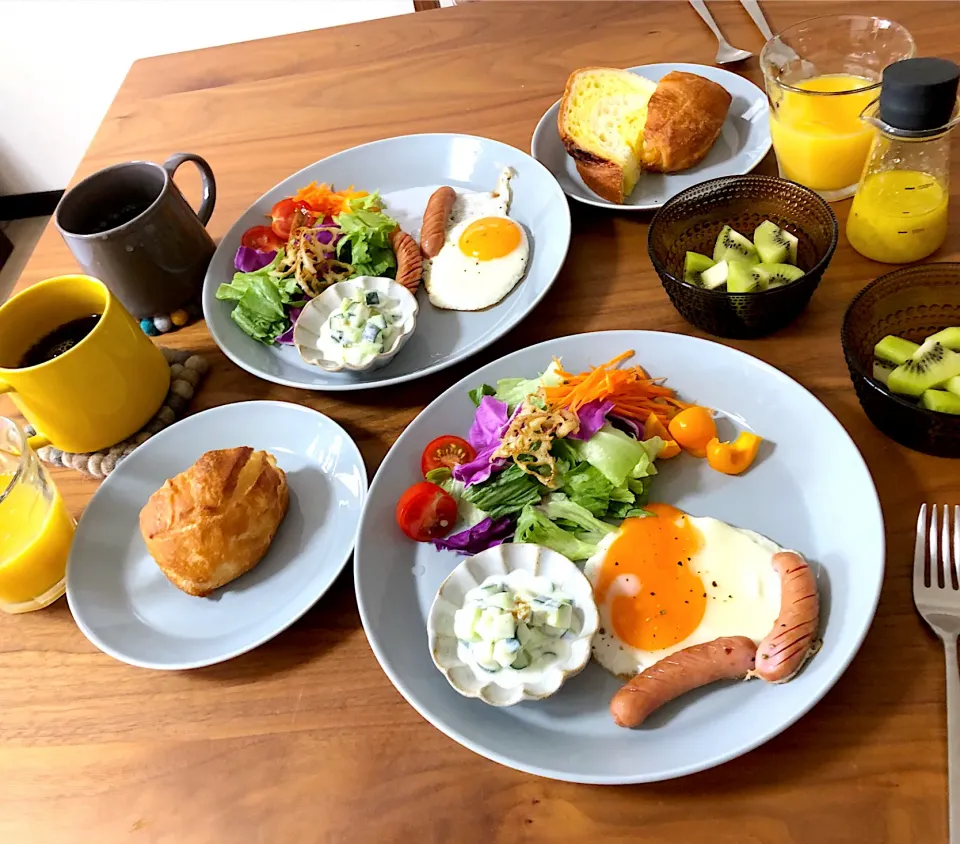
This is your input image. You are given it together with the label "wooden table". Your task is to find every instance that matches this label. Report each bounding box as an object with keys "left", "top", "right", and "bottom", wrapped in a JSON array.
[{"left": 2, "top": 3, "right": 958, "bottom": 841}]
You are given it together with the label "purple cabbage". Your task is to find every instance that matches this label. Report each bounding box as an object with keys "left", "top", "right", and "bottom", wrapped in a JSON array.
[
  {"left": 432, "top": 516, "right": 515, "bottom": 554},
  {"left": 569, "top": 399, "right": 615, "bottom": 441},
  {"left": 454, "top": 396, "right": 514, "bottom": 486},
  {"left": 234, "top": 246, "right": 276, "bottom": 273},
  {"left": 275, "top": 307, "right": 303, "bottom": 345},
  {"left": 610, "top": 414, "right": 643, "bottom": 439}
]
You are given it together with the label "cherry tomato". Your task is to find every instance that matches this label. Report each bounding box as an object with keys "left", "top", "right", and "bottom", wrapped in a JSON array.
[
  {"left": 396, "top": 482, "right": 458, "bottom": 542},
  {"left": 270, "top": 198, "right": 313, "bottom": 240},
  {"left": 240, "top": 225, "right": 284, "bottom": 252},
  {"left": 420, "top": 435, "right": 476, "bottom": 477}
]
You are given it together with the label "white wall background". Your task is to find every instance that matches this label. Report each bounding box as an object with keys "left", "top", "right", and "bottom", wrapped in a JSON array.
[{"left": 0, "top": 0, "right": 414, "bottom": 195}]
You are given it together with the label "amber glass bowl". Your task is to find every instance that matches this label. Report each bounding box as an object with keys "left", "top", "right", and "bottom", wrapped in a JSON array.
[
  {"left": 648, "top": 176, "right": 838, "bottom": 338},
  {"left": 842, "top": 264, "right": 960, "bottom": 457}
]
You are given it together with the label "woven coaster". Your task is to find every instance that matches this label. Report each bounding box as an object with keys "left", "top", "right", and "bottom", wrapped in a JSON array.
[{"left": 31, "top": 348, "right": 210, "bottom": 479}]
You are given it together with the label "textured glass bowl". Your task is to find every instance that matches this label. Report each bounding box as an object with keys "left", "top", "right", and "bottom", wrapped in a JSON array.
[
  {"left": 648, "top": 176, "right": 838, "bottom": 339},
  {"left": 842, "top": 264, "right": 960, "bottom": 457}
]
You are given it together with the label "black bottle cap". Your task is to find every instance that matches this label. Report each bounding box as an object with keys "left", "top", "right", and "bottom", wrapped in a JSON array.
[{"left": 880, "top": 58, "right": 960, "bottom": 132}]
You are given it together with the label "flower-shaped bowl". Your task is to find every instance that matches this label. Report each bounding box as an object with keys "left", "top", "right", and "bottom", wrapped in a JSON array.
[
  {"left": 293, "top": 276, "right": 419, "bottom": 372},
  {"left": 427, "top": 543, "right": 599, "bottom": 706}
]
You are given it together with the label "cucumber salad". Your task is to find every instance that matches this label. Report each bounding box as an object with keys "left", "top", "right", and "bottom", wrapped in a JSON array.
[
  {"left": 318, "top": 290, "right": 403, "bottom": 367},
  {"left": 454, "top": 572, "right": 577, "bottom": 674}
]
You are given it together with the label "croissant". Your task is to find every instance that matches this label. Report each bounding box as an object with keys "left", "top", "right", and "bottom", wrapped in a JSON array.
[{"left": 139, "top": 447, "right": 289, "bottom": 597}]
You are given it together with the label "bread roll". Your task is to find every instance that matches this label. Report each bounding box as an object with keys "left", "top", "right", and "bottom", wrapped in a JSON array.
[
  {"left": 139, "top": 447, "right": 289, "bottom": 597},
  {"left": 641, "top": 71, "right": 732, "bottom": 173}
]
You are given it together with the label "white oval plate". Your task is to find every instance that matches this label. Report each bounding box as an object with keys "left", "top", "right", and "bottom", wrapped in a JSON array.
[
  {"left": 531, "top": 63, "right": 771, "bottom": 211},
  {"left": 67, "top": 401, "right": 367, "bottom": 670},
  {"left": 354, "top": 330, "right": 884, "bottom": 784},
  {"left": 203, "top": 134, "right": 571, "bottom": 391}
]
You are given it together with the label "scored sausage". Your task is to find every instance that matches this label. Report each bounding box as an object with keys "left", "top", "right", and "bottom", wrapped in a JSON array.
[
  {"left": 610, "top": 636, "right": 757, "bottom": 728},
  {"left": 419, "top": 186, "right": 456, "bottom": 258},
  {"left": 389, "top": 227, "right": 423, "bottom": 294},
  {"left": 751, "top": 551, "right": 820, "bottom": 684}
]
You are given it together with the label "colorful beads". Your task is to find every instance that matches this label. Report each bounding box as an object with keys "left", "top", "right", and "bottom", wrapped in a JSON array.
[
  {"left": 140, "top": 318, "right": 159, "bottom": 336},
  {"left": 171, "top": 309, "right": 189, "bottom": 327},
  {"left": 138, "top": 300, "right": 199, "bottom": 335},
  {"left": 153, "top": 315, "right": 173, "bottom": 334}
]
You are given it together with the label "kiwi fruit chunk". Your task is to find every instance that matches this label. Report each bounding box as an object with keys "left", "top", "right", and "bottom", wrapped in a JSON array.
[
  {"left": 887, "top": 340, "right": 960, "bottom": 398},
  {"left": 945, "top": 375, "right": 960, "bottom": 396},
  {"left": 753, "top": 220, "right": 799, "bottom": 265},
  {"left": 873, "top": 359, "right": 895, "bottom": 386},
  {"left": 926, "top": 327, "right": 960, "bottom": 351},
  {"left": 920, "top": 389, "right": 960, "bottom": 415},
  {"left": 727, "top": 261, "right": 769, "bottom": 293},
  {"left": 684, "top": 252, "right": 715, "bottom": 285},
  {"left": 700, "top": 260, "right": 730, "bottom": 290},
  {"left": 761, "top": 263, "right": 805, "bottom": 288},
  {"left": 713, "top": 225, "right": 759, "bottom": 266},
  {"left": 874, "top": 335, "right": 920, "bottom": 366}
]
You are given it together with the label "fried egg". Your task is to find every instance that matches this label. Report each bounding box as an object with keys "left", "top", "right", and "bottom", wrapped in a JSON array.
[
  {"left": 584, "top": 503, "right": 782, "bottom": 679},
  {"left": 423, "top": 169, "right": 530, "bottom": 311}
]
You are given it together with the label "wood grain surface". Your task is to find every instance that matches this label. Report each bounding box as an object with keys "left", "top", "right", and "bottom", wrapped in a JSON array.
[{"left": 2, "top": 3, "right": 958, "bottom": 842}]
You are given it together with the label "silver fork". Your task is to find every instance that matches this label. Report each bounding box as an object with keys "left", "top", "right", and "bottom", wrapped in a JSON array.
[
  {"left": 689, "top": 0, "right": 753, "bottom": 65},
  {"left": 915, "top": 504, "right": 960, "bottom": 844}
]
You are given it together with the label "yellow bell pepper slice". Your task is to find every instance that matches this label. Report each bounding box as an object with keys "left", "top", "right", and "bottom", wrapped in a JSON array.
[{"left": 705, "top": 432, "right": 763, "bottom": 475}]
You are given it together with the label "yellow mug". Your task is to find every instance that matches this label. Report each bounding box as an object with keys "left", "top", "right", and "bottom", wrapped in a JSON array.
[{"left": 0, "top": 275, "right": 170, "bottom": 454}]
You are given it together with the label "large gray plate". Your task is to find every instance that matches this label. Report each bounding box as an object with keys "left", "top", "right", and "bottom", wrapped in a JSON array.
[
  {"left": 355, "top": 331, "right": 884, "bottom": 783},
  {"left": 531, "top": 63, "right": 771, "bottom": 210},
  {"left": 203, "top": 134, "right": 571, "bottom": 391}
]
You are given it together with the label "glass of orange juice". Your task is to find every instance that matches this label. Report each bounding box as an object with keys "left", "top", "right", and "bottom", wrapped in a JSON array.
[
  {"left": 760, "top": 16, "right": 915, "bottom": 201},
  {"left": 0, "top": 417, "right": 75, "bottom": 613}
]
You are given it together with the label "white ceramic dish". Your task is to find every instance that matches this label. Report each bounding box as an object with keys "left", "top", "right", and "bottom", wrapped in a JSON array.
[
  {"left": 66, "top": 401, "right": 367, "bottom": 670},
  {"left": 294, "top": 276, "right": 419, "bottom": 372},
  {"left": 203, "top": 133, "right": 571, "bottom": 391},
  {"left": 530, "top": 63, "right": 771, "bottom": 211},
  {"left": 354, "top": 330, "right": 884, "bottom": 784},
  {"left": 428, "top": 543, "right": 599, "bottom": 706}
]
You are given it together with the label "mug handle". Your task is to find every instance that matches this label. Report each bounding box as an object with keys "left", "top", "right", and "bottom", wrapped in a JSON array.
[
  {"left": 163, "top": 152, "right": 217, "bottom": 225},
  {"left": 0, "top": 381, "right": 51, "bottom": 450}
]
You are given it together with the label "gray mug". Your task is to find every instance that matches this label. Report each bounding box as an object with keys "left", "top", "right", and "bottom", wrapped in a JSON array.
[{"left": 55, "top": 153, "right": 216, "bottom": 320}]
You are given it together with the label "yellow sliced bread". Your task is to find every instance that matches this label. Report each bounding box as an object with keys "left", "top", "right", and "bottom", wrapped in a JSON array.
[{"left": 558, "top": 67, "right": 657, "bottom": 203}]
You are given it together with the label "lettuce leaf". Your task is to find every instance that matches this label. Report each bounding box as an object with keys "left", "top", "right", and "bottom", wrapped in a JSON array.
[
  {"left": 514, "top": 504, "right": 599, "bottom": 562},
  {"left": 439, "top": 477, "right": 487, "bottom": 531},
  {"left": 462, "top": 463, "right": 543, "bottom": 519},
  {"left": 334, "top": 194, "right": 398, "bottom": 278},
  {"left": 216, "top": 250, "right": 301, "bottom": 344},
  {"left": 494, "top": 361, "right": 564, "bottom": 410},
  {"left": 569, "top": 424, "right": 659, "bottom": 487},
  {"left": 538, "top": 493, "right": 616, "bottom": 539},
  {"left": 561, "top": 463, "right": 613, "bottom": 516}
]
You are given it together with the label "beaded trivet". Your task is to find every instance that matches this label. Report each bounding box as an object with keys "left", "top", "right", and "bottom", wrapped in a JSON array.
[{"left": 30, "top": 348, "right": 210, "bottom": 479}]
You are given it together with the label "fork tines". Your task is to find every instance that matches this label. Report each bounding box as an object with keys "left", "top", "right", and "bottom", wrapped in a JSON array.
[{"left": 915, "top": 504, "right": 960, "bottom": 590}]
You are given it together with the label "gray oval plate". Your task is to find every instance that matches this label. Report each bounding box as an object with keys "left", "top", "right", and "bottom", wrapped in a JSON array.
[
  {"left": 355, "top": 331, "right": 884, "bottom": 783},
  {"left": 203, "top": 134, "right": 571, "bottom": 391},
  {"left": 531, "top": 63, "right": 771, "bottom": 211}
]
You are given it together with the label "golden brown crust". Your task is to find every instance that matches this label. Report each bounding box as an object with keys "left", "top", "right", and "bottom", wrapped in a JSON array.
[
  {"left": 641, "top": 71, "right": 732, "bottom": 173},
  {"left": 139, "top": 447, "right": 289, "bottom": 597},
  {"left": 572, "top": 157, "right": 625, "bottom": 204},
  {"left": 389, "top": 227, "right": 423, "bottom": 293}
]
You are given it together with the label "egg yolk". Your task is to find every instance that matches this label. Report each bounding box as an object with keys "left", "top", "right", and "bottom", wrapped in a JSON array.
[
  {"left": 668, "top": 406, "right": 717, "bottom": 457},
  {"left": 593, "top": 503, "right": 705, "bottom": 651},
  {"left": 458, "top": 217, "right": 522, "bottom": 261}
]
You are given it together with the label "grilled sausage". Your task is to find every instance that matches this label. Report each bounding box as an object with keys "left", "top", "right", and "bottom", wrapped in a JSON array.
[
  {"left": 751, "top": 551, "right": 820, "bottom": 683},
  {"left": 390, "top": 227, "right": 423, "bottom": 293},
  {"left": 610, "top": 636, "right": 757, "bottom": 728},
  {"left": 419, "top": 186, "right": 456, "bottom": 258}
]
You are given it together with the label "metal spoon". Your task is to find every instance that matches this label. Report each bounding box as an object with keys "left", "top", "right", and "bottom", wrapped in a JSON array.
[{"left": 689, "top": 0, "right": 753, "bottom": 65}]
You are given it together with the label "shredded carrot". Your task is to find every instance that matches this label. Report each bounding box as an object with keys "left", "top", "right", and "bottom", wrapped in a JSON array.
[
  {"left": 543, "top": 350, "right": 693, "bottom": 424},
  {"left": 291, "top": 182, "right": 371, "bottom": 217}
]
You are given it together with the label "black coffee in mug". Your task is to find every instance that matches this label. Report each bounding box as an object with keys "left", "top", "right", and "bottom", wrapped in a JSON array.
[
  {"left": 18, "top": 315, "right": 102, "bottom": 368},
  {"left": 55, "top": 153, "right": 217, "bottom": 320}
]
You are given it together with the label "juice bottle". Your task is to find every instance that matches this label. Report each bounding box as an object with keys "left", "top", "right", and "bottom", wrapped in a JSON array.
[
  {"left": 847, "top": 58, "right": 960, "bottom": 264},
  {"left": 0, "top": 419, "right": 75, "bottom": 613}
]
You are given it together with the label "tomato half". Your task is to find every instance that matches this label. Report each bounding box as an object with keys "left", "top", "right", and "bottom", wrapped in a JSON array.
[
  {"left": 420, "top": 435, "right": 476, "bottom": 477},
  {"left": 270, "top": 198, "right": 313, "bottom": 240},
  {"left": 396, "top": 482, "right": 458, "bottom": 542},
  {"left": 240, "top": 225, "right": 284, "bottom": 252}
]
